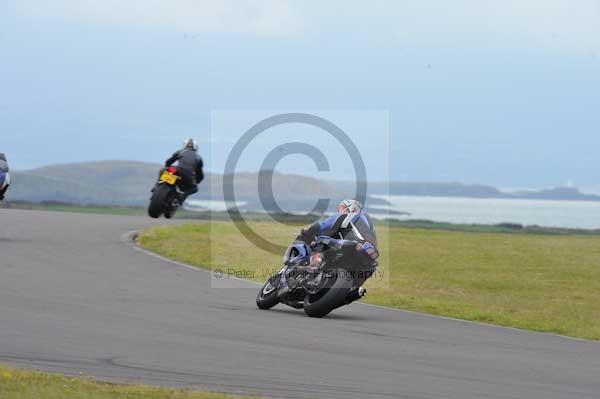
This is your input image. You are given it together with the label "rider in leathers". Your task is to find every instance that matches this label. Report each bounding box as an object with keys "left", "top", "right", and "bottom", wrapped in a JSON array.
[
  {"left": 164, "top": 139, "right": 204, "bottom": 204},
  {"left": 297, "top": 199, "right": 379, "bottom": 304}
]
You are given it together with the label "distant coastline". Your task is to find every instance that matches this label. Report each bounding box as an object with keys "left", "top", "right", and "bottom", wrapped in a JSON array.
[
  {"left": 334, "top": 181, "right": 600, "bottom": 202},
  {"left": 7, "top": 161, "right": 600, "bottom": 207}
]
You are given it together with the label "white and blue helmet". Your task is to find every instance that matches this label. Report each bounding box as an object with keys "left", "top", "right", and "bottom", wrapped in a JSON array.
[{"left": 337, "top": 199, "right": 362, "bottom": 214}]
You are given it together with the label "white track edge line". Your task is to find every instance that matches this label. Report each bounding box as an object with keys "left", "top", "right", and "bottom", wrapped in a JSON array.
[{"left": 121, "top": 230, "right": 260, "bottom": 286}]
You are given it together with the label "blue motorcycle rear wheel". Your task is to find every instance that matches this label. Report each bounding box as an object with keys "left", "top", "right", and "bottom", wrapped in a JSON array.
[{"left": 303, "top": 268, "right": 353, "bottom": 318}]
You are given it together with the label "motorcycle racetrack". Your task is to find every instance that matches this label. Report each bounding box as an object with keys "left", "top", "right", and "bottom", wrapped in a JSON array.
[{"left": 1, "top": 209, "right": 599, "bottom": 399}]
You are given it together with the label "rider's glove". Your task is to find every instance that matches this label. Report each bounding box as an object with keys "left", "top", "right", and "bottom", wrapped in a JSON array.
[{"left": 359, "top": 242, "right": 379, "bottom": 263}]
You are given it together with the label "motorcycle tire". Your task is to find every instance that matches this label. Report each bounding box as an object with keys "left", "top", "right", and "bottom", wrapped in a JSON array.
[
  {"left": 148, "top": 184, "right": 171, "bottom": 218},
  {"left": 163, "top": 192, "right": 179, "bottom": 219},
  {"left": 303, "top": 268, "right": 353, "bottom": 318},
  {"left": 256, "top": 276, "right": 280, "bottom": 310}
]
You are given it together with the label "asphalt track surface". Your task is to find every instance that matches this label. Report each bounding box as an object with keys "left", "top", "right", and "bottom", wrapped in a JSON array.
[{"left": 1, "top": 209, "right": 600, "bottom": 398}]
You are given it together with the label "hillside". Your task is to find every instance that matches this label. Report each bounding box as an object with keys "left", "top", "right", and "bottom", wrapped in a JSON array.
[
  {"left": 6, "top": 161, "right": 350, "bottom": 209},
  {"left": 5, "top": 161, "right": 599, "bottom": 208},
  {"left": 10, "top": 161, "right": 160, "bottom": 206}
]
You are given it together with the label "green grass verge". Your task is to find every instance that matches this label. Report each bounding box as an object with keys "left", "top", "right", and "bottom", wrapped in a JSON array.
[
  {"left": 138, "top": 221, "right": 600, "bottom": 340},
  {"left": 0, "top": 365, "right": 256, "bottom": 399}
]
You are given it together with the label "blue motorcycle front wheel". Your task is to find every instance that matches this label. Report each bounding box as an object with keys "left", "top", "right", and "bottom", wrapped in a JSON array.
[{"left": 256, "top": 276, "right": 280, "bottom": 310}]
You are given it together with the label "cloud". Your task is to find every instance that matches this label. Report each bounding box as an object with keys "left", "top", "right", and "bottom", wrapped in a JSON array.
[
  {"left": 13, "top": 0, "right": 303, "bottom": 37},
  {"left": 476, "top": 0, "right": 600, "bottom": 52},
  {"left": 11, "top": 0, "right": 600, "bottom": 52},
  {"left": 308, "top": 0, "right": 600, "bottom": 53}
]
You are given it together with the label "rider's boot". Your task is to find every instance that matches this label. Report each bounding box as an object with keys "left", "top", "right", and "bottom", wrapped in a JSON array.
[
  {"left": 172, "top": 196, "right": 182, "bottom": 208},
  {"left": 345, "top": 286, "right": 367, "bottom": 305},
  {"left": 176, "top": 192, "right": 187, "bottom": 205}
]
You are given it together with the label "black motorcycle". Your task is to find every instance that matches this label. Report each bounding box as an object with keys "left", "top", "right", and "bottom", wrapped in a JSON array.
[
  {"left": 148, "top": 166, "right": 183, "bottom": 219},
  {"left": 257, "top": 236, "right": 379, "bottom": 318}
]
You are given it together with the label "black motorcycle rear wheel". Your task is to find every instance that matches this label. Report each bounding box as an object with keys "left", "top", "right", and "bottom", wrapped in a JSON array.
[
  {"left": 303, "top": 268, "right": 353, "bottom": 318},
  {"left": 148, "top": 184, "right": 171, "bottom": 218},
  {"left": 256, "top": 276, "right": 280, "bottom": 310},
  {"left": 163, "top": 191, "right": 179, "bottom": 219}
]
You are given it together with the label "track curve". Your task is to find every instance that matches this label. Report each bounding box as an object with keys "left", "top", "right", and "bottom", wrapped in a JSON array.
[{"left": 1, "top": 209, "right": 599, "bottom": 398}]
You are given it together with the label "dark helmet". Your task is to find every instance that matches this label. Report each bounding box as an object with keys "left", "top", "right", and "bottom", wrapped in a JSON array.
[{"left": 183, "top": 138, "right": 198, "bottom": 151}]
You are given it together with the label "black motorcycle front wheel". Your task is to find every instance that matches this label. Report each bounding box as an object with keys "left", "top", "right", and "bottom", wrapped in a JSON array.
[
  {"left": 148, "top": 184, "right": 172, "bottom": 218},
  {"left": 256, "top": 276, "right": 280, "bottom": 310},
  {"left": 303, "top": 268, "right": 353, "bottom": 318}
]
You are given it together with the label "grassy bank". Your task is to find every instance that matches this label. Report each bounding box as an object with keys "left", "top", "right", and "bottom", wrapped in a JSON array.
[
  {"left": 0, "top": 365, "right": 256, "bottom": 399},
  {"left": 138, "top": 221, "right": 600, "bottom": 340}
]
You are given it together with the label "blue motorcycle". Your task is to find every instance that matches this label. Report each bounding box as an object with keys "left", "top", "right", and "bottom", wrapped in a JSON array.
[
  {"left": 256, "top": 236, "right": 378, "bottom": 318},
  {"left": 0, "top": 153, "right": 10, "bottom": 201}
]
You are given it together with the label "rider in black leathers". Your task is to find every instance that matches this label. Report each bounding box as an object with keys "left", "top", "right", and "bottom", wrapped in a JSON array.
[{"left": 165, "top": 139, "right": 204, "bottom": 203}]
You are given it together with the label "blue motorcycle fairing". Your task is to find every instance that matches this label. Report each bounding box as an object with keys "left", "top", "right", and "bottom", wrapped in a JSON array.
[
  {"left": 0, "top": 171, "right": 6, "bottom": 188},
  {"left": 283, "top": 241, "right": 310, "bottom": 266},
  {"left": 277, "top": 264, "right": 292, "bottom": 297}
]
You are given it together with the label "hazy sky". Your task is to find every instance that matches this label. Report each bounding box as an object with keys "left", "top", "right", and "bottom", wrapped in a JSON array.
[{"left": 1, "top": 1, "right": 599, "bottom": 189}]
